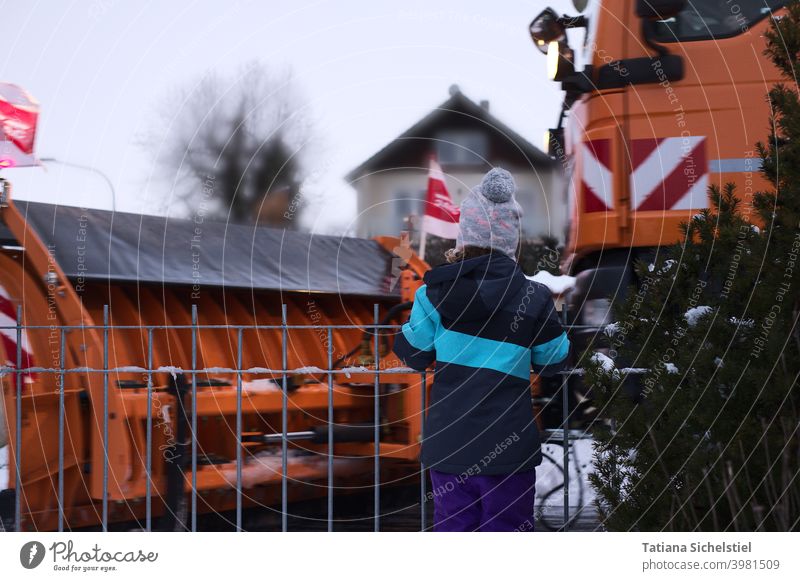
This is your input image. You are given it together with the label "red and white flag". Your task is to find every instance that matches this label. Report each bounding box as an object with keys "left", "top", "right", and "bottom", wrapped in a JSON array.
[
  {"left": 0, "top": 83, "right": 39, "bottom": 169},
  {"left": 419, "top": 157, "right": 459, "bottom": 260}
]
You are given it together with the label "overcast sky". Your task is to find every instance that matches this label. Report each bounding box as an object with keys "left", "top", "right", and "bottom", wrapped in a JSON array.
[{"left": 2, "top": 0, "right": 577, "bottom": 233}]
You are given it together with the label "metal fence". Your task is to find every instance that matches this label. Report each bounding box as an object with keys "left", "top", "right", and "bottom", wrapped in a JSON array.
[{"left": 2, "top": 304, "right": 589, "bottom": 532}]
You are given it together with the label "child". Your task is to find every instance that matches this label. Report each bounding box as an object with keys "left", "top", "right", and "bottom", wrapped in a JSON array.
[{"left": 393, "top": 167, "right": 570, "bottom": 532}]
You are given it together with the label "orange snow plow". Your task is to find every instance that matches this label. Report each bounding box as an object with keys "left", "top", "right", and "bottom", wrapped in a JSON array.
[{"left": 0, "top": 178, "right": 433, "bottom": 531}]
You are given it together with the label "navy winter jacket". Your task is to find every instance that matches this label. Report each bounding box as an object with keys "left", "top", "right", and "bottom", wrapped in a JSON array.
[{"left": 393, "top": 253, "right": 569, "bottom": 475}]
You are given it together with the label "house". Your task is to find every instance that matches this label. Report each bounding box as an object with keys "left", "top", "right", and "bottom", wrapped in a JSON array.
[{"left": 346, "top": 86, "right": 566, "bottom": 242}]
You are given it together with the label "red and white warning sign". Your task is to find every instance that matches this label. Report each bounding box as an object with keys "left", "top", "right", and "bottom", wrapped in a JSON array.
[
  {"left": 580, "top": 138, "right": 613, "bottom": 213},
  {"left": 630, "top": 136, "right": 708, "bottom": 212},
  {"left": 579, "top": 136, "right": 710, "bottom": 214}
]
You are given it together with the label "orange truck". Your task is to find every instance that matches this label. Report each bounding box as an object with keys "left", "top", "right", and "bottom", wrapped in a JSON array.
[{"left": 529, "top": 0, "right": 782, "bottom": 335}]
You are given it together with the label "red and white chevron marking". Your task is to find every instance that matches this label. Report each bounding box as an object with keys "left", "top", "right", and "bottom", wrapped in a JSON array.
[
  {"left": 630, "top": 136, "right": 709, "bottom": 212},
  {"left": 0, "top": 285, "right": 36, "bottom": 384},
  {"left": 580, "top": 139, "right": 613, "bottom": 213}
]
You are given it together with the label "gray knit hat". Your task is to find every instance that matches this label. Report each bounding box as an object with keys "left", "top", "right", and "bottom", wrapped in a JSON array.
[{"left": 455, "top": 167, "right": 522, "bottom": 259}]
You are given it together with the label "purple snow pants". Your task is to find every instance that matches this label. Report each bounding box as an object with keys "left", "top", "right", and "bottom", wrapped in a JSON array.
[{"left": 429, "top": 469, "right": 536, "bottom": 532}]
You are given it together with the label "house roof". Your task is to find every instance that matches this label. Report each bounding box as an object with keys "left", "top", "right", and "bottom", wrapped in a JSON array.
[{"left": 346, "top": 88, "right": 552, "bottom": 183}]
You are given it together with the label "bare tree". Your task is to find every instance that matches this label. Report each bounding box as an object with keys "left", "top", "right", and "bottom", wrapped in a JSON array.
[{"left": 142, "top": 62, "right": 313, "bottom": 225}]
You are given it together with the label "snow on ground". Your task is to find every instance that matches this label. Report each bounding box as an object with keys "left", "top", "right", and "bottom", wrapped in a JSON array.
[
  {"left": 537, "top": 438, "right": 596, "bottom": 511},
  {"left": 0, "top": 445, "right": 8, "bottom": 490},
  {"left": 527, "top": 271, "right": 576, "bottom": 295},
  {"left": 685, "top": 305, "right": 713, "bottom": 326}
]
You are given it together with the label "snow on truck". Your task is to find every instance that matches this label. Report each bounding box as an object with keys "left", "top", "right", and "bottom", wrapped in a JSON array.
[{"left": 529, "top": 0, "right": 783, "bottom": 342}]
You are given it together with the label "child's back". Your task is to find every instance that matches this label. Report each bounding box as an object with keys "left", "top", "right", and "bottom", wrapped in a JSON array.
[{"left": 393, "top": 167, "right": 569, "bottom": 531}]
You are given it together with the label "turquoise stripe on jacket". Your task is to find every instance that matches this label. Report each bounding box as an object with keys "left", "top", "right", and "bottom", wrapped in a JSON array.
[
  {"left": 531, "top": 331, "right": 569, "bottom": 367},
  {"left": 401, "top": 286, "right": 567, "bottom": 380}
]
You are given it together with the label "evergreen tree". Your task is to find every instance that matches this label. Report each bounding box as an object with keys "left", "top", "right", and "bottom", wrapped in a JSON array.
[{"left": 586, "top": 7, "right": 800, "bottom": 531}]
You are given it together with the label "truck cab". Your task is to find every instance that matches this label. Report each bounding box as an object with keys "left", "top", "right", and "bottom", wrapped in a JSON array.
[{"left": 531, "top": 0, "right": 784, "bottom": 337}]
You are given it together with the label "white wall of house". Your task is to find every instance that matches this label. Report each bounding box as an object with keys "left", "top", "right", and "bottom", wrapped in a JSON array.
[{"left": 355, "top": 166, "right": 566, "bottom": 241}]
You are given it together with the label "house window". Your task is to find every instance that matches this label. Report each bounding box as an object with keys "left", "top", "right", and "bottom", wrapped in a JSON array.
[
  {"left": 435, "top": 130, "right": 489, "bottom": 166},
  {"left": 394, "top": 190, "right": 422, "bottom": 221}
]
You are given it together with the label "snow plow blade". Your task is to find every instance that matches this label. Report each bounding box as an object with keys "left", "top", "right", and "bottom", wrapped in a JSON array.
[{"left": 0, "top": 191, "right": 428, "bottom": 531}]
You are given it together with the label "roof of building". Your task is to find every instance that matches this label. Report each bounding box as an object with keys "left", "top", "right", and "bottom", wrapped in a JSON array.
[{"left": 346, "top": 87, "right": 552, "bottom": 183}]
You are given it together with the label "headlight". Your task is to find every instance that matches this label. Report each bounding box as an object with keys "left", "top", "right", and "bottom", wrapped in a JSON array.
[
  {"left": 546, "top": 41, "right": 575, "bottom": 82},
  {"left": 581, "top": 298, "right": 613, "bottom": 327}
]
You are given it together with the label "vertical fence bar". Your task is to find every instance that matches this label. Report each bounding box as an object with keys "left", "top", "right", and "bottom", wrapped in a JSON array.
[
  {"left": 561, "top": 307, "right": 570, "bottom": 531},
  {"left": 327, "top": 326, "right": 334, "bottom": 532},
  {"left": 58, "top": 328, "right": 66, "bottom": 531},
  {"left": 281, "top": 304, "right": 288, "bottom": 532},
  {"left": 15, "top": 305, "right": 22, "bottom": 530},
  {"left": 236, "top": 327, "right": 243, "bottom": 532},
  {"left": 420, "top": 370, "right": 427, "bottom": 532},
  {"left": 373, "top": 304, "right": 380, "bottom": 532},
  {"left": 146, "top": 328, "right": 153, "bottom": 532},
  {"left": 191, "top": 304, "right": 198, "bottom": 532},
  {"left": 561, "top": 373, "right": 570, "bottom": 530},
  {"left": 102, "top": 304, "right": 109, "bottom": 531}
]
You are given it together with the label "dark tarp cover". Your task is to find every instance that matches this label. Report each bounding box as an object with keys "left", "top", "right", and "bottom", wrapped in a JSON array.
[{"left": 16, "top": 201, "right": 399, "bottom": 298}]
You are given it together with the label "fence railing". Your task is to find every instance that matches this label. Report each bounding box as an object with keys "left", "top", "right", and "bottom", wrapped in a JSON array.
[{"left": 1, "top": 304, "right": 596, "bottom": 532}]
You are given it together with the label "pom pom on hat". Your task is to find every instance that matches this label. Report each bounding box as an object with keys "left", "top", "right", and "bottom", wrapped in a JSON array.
[{"left": 479, "top": 167, "right": 516, "bottom": 203}]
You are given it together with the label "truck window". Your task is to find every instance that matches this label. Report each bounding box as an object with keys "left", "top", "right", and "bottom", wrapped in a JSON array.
[{"left": 651, "top": 0, "right": 784, "bottom": 42}]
